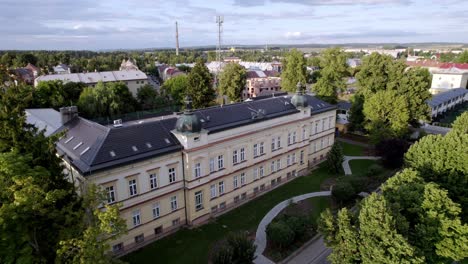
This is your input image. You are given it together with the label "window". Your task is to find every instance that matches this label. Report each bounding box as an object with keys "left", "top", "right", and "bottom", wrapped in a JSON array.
[
  {"left": 194, "top": 162, "right": 201, "bottom": 178},
  {"left": 152, "top": 203, "right": 160, "bottom": 219},
  {"left": 328, "top": 136, "right": 331, "bottom": 147},
  {"left": 292, "top": 131, "right": 296, "bottom": 144},
  {"left": 271, "top": 179, "right": 276, "bottom": 186},
  {"left": 276, "top": 159, "right": 281, "bottom": 171},
  {"left": 219, "top": 202, "right": 226, "bottom": 210},
  {"left": 149, "top": 173, "right": 158, "bottom": 190},
  {"left": 315, "top": 122, "right": 319, "bottom": 134},
  {"left": 170, "top": 196, "right": 178, "bottom": 211},
  {"left": 271, "top": 138, "right": 276, "bottom": 151},
  {"left": 322, "top": 119, "right": 326, "bottom": 130},
  {"left": 135, "top": 234, "right": 144, "bottom": 244},
  {"left": 233, "top": 150, "right": 238, "bottom": 164},
  {"left": 219, "top": 181, "right": 225, "bottom": 195},
  {"left": 302, "top": 127, "right": 307, "bottom": 140},
  {"left": 241, "top": 192, "right": 247, "bottom": 200},
  {"left": 172, "top": 218, "right": 180, "bottom": 226},
  {"left": 288, "top": 132, "right": 292, "bottom": 145},
  {"left": 271, "top": 161, "right": 275, "bottom": 173},
  {"left": 260, "top": 184, "right": 265, "bottom": 191},
  {"left": 234, "top": 196, "right": 240, "bottom": 203},
  {"left": 300, "top": 150, "right": 304, "bottom": 164},
  {"left": 210, "top": 158, "right": 215, "bottom": 173},
  {"left": 210, "top": 184, "right": 217, "bottom": 198},
  {"left": 154, "top": 226, "right": 163, "bottom": 235},
  {"left": 259, "top": 166, "right": 264, "bottom": 177},
  {"left": 321, "top": 139, "right": 324, "bottom": 149},
  {"left": 329, "top": 116, "right": 333, "bottom": 127},
  {"left": 254, "top": 187, "right": 259, "bottom": 194},
  {"left": 129, "top": 179, "right": 137, "bottom": 196},
  {"left": 195, "top": 191, "right": 203, "bottom": 210},
  {"left": 105, "top": 186, "right": 115, "bottom": 203},
  {"left": 233, "top": 176, "right": 239, "bottom": 189},
  {"left": 113, "top": 243, "right": 123, "bottom": 253},
  {"left": 218, "top": 155, "right": 224, "bottom": 169},
  {"left": 275, "top": 136, "right": 280, "bottom": 149},
  {"left": 259, "top": 142, "right": 264, "bottom": 154},
  {"left": 132, "top": 210, "right": 141, "bottom": 226},
  {"left": 211, "top": 205, "right": 218, "bottom": 213},
  {"left": 314, "top": 141, "right": 318, "bottom": 152},
  {"left": 169, "top": 168, "right": 176, "bottom": 183},
  {"left": 240, "top": 173, "right": 246, "bottom": 186},
  {"left": 253, "top": 143, "right": 258, "bottom": 157},
  {"left": 287, "top": 155, "right": 291, "bottom": 166},
  {"left": 292, "top": 153, "right": 296, "bottom": 164},
  {"left": 253, "top": 168, "right": 259, "bottom": 180},
  {"left": 240, "top": 148, "right": 245, "bottom": 162}
]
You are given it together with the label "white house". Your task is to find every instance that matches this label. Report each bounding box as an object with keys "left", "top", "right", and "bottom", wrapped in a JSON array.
[{"left": 430, "top": 68, "right": 468, "bottom": 94}]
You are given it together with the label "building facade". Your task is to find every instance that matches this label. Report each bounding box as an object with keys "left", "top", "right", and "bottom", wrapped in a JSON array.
[
  {"left": 430, "top": 68, "right": 468, "bottom": 94},
  {"left": 243, "top": 70, "right": 282, "bottom": 99},
  {"left": 55, "top": 91, "right": 336, "bottom": 255},
  {"left": 34, "top": 70, "right": 149, "bottom": 97}
]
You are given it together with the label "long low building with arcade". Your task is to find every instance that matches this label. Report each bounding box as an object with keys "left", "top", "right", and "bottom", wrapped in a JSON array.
[{"left": 54, "top": 89, "right": 337, "bottom": 254}]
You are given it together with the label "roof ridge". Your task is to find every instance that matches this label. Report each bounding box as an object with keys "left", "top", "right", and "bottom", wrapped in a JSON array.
[{"left": 87, "top": 124, "right": 112, "bottom": 166}]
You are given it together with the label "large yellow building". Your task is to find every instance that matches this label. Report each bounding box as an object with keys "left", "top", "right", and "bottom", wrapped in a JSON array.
[{"left": 55, "top": 90, "right": 336, "bottom": 255}]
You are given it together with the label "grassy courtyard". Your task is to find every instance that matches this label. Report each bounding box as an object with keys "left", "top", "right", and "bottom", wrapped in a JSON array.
[
  {"left": 348, "top": 159, "right": 378, "bottom": 175},
  {"left": 123, "top": 164, "right": 335, "bottom": 264},
  {"left": 339, "top": 141, "right": 366, "bottom": 156}
]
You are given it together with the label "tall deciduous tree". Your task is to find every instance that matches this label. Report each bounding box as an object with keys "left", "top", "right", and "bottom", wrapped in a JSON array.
[
  {"left": 363, "top": 90, "right": 409, "bottom": 142},
  {"left": 218, "top": 62, "right": 247, "bottom": 103},
  {"left": 451, "top": 111, "right": 468, "bottom": 134},
  {"left": 398, "top": 67, "right": 432, "bottom": 122},
  {"left": 187, "top": 59, "right": 215, "bottom": 109},
  {"left": 313, "top": 48, "right": 349, "bottom": 104},
  {"left": 281, "top": 49, "right": 307, "bottom": 92},
  {"left": 161, "top": 75, "right": 189, "bottom": 105},
  {"left": 137, "top": 84, "right": 165, "bottom": 110}
]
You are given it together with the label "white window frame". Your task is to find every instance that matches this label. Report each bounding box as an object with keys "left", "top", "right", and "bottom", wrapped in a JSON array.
[
  {"left": 302, "top": 127, "right": 307, "bottom": 140},
  {"left": 253, "top": 143, "right": 258, "bottom": 157},
  {"left": 219, "top": 181, "right": 225, "bottom": 195},
  {"left": 233, "top": 175, "right": 239, "bottom": 189},
  {"left": 233, "top": 150, "right": 238, "bottom": 164},
  {"left": 240, "top": 148, "right": 245, "bottom": 162},
  {"left": 133, "top": 210, "right": 141, "bottom": 226},
  {"left": 149, "top": 173, "right": 158, "bottom": 190},
  {"left": 253, "top": 167, "right": 258, "bottom": 180},
  {"left": 194, "top": 162, "right": 201, "bottom": 178},
  {"left": 292, "top": 153, "right": 296, "bottom": 164},
  {"left": 170, "top": 196, "right": 178, "bottom": 211},
  {"left": 271, "top": 161, "right": 275, "bottom": 173},
  {"left": 240, "top": 173, "right": 246, "bottom": 186},
  {"left": 260, "top": 166, "right": 264, "bottom": 177},
  {"left": 152, "top": 203, "right": 160, "bottom": 219},
  {"left": 209, "top": 158, "right": 215, "bottom": 173},
  {"left": 276, "top": 159, "right": 281, "bottom": 171},
  {"left": 129, "top": 179, "right": 138, "bottom": 196},
  {"left": 210, "top": 184, "right": 217, "bottom": 198},
  {"left": 315, "top": 122, "right": 319, "bottom": 134},
  {"left": 106, "top": 185, "right": 116, "bottom": 203},
  {"left": 195, "top": 191, "right": 203, "bottom": 210},
  {"left": 277, "top": 136, "right": 281, "bottom": 148},
  {"left": 218, "top": 155, "right": 224, "bottom": 169},
  {"left": 271, "top": 138, "right": 276, "bottom": 151},
  {"left": 300, "top": 150, "right": 304, "bottom": 164},
  {"left": 169, "top": 167, "right": 176, "bottom": 183},
  {"left": 260, "top": 142, "right": 264, "bottom": 154},
  {"left": 293, "top": 131, "right": 296, "bottom": 143},
  {"left": 288, "top": 132, "right": 292, "bottom": 145},
  {"left": 287, "top": 155, "right": 291, "bottom": 166}
]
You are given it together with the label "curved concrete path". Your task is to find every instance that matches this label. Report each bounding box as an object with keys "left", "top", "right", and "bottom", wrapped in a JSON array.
[
  {"left": 342, "top": 156, "right": 381, "bottom": 175},
  {"left": 254, "top": 191, "right": 332, "bottom": 264}
]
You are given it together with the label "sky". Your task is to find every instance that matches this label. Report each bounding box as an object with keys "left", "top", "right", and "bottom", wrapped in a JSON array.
[{"left": 1, "top": 0, "right": 467, "bottom": 50}]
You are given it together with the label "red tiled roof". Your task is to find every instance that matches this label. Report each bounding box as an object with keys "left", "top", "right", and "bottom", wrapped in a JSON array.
[{"left": 406, "top": 60, "right": 468, "bottom": 70}]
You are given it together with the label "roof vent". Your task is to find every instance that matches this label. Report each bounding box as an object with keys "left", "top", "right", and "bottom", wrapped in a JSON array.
[
  {"left": 146, "top": 142, "right": 152, "bottom": 148},
  {"left": 132, "top": 146, "right": 138, "bottom": 152},
  {"left": 80, "top": 147, "right": 90, "bottom": 156},
  {"left": 73, "top": 142, "right": 83, "bottom": 150},
  {"left": 164, "top": 138, "right": 171, "bottom": 144},
  {"left": 65, "top": 136, "right": 74, "bottom": 144},
  {"left": 206, "top": 116, "right": 210, "bottom": 121},
  {"left": 113, "top": 119, "right": 123, "bottom": 127},
  {"left": 109, "top": 151, "right": 116, "bottom": 157}
]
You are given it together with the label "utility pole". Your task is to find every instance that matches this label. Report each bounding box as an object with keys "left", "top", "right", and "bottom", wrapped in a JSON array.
[
  {"left": 216, "top": 16, "right": 224, "bottom": 62},
  {"left": 175, "top": 21, "right": 179, "bottom": 56}
]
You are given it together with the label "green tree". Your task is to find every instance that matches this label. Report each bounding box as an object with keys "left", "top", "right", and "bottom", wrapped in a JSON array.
[
  {"left": 281, "top": 49, "right": 307, "bottom": 92},
  {"left": 356, "top": 53, "right": 397, "bottom": 98},
  {"left": 161, "top": 75, "right": 189, "bottom": 105},
  {"left": 187, "top": 59, "right": 215, "bottom": 109},
  {"left": 62, "top": 82, "right": 86, "bottom": 106},
  {"left": 326, "top": 142, "right": 344, "bottom": 174},
  {"left": 398, "top": 67, "right": 432, "bottom": 122},
  {"left": 456, "top": 50, "right": 468, "bottom": 63},
  {"left": 212, "top": 232, "right": 256, "bottom": 264},
  {"left": 33, "top": 80, "right": 65, "bottom": 108},
  {"left": 330, "top": 209, "right": 360, "bottom": 264},
  {"left": 56, "top": 185, "right": 127, "bottom": 264},
  {"left": 348, "top": 94, "right": 365, "bottom": 132},
  {"left": 451, "top": 111, "right": 468, "bottom": 134},
  {"left": 313, "top": 48, "right": 349, "bottom": 103},
  {"left": 137, "top": 84, "right": 165, "bottom": 110},
  {"left": 218, "top": 62, "right": 247, "bottom": 103},
  {"left": 332, "top": 179, "right": 355, "bottom": 204},
  {"left": 363, "top": 90, "right": 409, "bottom": 142},
  {"left": 266, "top": 221, "right": 295, "bottom": 250}
]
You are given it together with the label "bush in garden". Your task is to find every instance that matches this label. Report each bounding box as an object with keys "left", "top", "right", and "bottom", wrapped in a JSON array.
[
  {"left": 332, "top": 180, "right": 356, "bottom": 204},
  {"left": 212, "top": 232, "right": 256, "bottom": 264},
  {"left": 266, "top": 221, "right": 295, "bottom": 249},
  {"left": 284, "top": 215, "right": 310, "bottom": 240},
  {"left": 366, "top": 164, "right": 383, "bottom": 177}
]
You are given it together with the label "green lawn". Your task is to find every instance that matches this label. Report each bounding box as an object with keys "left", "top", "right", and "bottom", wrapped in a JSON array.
[
  {"left": 339, "top": 141, "right": 366, "bottom": 156},
  {"left": 123, "top": 164, "right": 335, "bottom": 264},
  {"left": 348, "top": 159, "right": 378, "bottom": 176}
]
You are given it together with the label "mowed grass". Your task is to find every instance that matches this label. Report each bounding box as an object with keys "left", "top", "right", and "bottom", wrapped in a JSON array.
[
  {"left": 123, "top": 164, "right": 335, "bottom": 264},
  {"left": 339, "top": 141, "right": 366, "bottom": 156},
  {"left": 349, "top": 159, "right": 378, "bottom": 176}
]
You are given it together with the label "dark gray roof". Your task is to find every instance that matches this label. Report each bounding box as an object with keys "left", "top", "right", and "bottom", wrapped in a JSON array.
[
  {"left": 55, "top": 117, "right": 181, "bottom": 175},
  {"left": 427, "top": 88, "right": 468, "bottom": 107},
  {"left": 56, "top": 95, "right": 334, "bottom": 175},
  {"left": 337, "top": 101, "right": 352, "bottom": 110}
]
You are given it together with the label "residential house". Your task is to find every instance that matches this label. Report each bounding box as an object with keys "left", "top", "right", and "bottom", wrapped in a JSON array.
[
  {"left": 53, "top": 63, "right": 71, "bottom": 74},
  {"left": 427, "top": 88, "right": 468, "bottom": 118},
  {"left": 243, "top": 70, "right": 281, "bottom": 99}
]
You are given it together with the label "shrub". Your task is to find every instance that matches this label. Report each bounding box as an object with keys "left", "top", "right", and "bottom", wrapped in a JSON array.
[
  {"left": 332, "top": 180, "right": 356, "bottom": 204},
  {"left": 226, "top": 232, "right": 256, "bottom": 264},
  {"left": 266, "top": 221, "right": 295, "bottom": 249},
  {"left": 284, "top": 216, "right": 310, "bottom": 240},
  {"left": 212, "top": 244, "right": 233, "bottom": 264},
  {"left": 376, "top": 138, "right": 410, "bottom": 168},
  {"left": 348, "top": 176, "right": 367, "bottom": 193},
  {"left": 366, "top": 164, "right": 383, "bottom": 177}
]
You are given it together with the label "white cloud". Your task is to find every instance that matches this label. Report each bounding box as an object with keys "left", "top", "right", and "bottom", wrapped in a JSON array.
[{"left": 285, "top": 32, "right": 303, "bottom": 39}]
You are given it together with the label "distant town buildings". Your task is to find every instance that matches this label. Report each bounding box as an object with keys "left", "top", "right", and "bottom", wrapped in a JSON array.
[
  {"left": 344, "top": 48, "right": 405, "bottom": 58},
  {"left": 10, "top": 63, "right": 40, "bottom": 84},
  {"left": 53, "top": 63, "right": 71, "bottom": 74},
  {"left": 157, "top": 65, "right": 186, "bottom": 81},
  {"left": 430, "top": 68, "right": 468, "bottom": 94},
  {"left": 120, "top": 58, "right": 140, "bottom": 71},
  {"left": 243, "top": 70, "right": 281, "bottom": 99},
  {"left": 35, "top": 70, "right": 149, "bottom": 96}
]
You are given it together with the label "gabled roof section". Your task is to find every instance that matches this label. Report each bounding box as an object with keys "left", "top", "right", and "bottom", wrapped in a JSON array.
[
  {"left": 427, "top": 88, "right": 468, "bottom": 107},
  {"left": 55, "top": 117, "right": 181, "bottom": 175}
]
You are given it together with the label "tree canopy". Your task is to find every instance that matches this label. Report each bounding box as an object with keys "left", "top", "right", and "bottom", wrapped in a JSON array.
[
  {"left": 313, "top": 48, "right": 349, "bottom": 103},
  {"left": 281, "top": 49, "right": 307, "bottom": 92},
  {"left": 137, "top": 84, "right": 165, "bottom": 110},
  {"left": 161, "top": 75, "right": 189, "bottom": 105},
  {"left": 218, "top": 62, "right": 247, "bottom": 103},
  {"left": 187, "top": 59, "right": 215, "bottom": 109}
]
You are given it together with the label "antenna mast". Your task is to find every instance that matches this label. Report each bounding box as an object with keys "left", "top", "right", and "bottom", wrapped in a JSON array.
[
  {"left": 175, "top": 21, "right": 179, "bottom": 56},
  {"left": 216, "top": 15, "right": 224, "bottom": 62}
]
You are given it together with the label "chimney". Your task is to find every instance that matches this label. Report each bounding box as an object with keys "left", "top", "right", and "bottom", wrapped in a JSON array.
[
  {"left": 175, "top": 21, "right": 179, "bottom": 56},
  {"left": 59, "top": 106, "right": 78, "bottom": 125}
]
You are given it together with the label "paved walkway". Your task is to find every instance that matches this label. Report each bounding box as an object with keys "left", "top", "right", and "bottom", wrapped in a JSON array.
[
  {"left": 342, "top": 156, "right": 381, "bottom": 175},
  {"left": 254, "top": 191, "right": 332, "bottom": 264}
]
